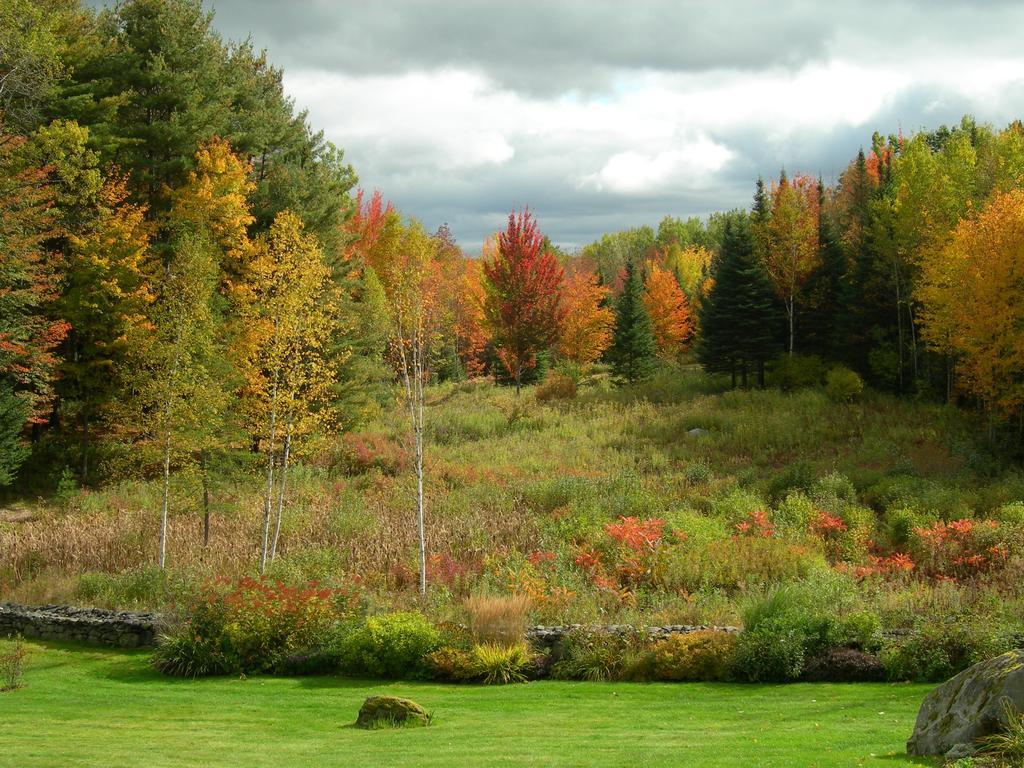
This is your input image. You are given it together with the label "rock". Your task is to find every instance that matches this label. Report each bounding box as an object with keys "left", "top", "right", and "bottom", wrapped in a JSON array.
[
  {"left": 355, "top": 696, "right": 430, "bottom": 729},
  {"left": 801, "top": 649, "right": 886, "bottom": 682},
  {"left": 943, "top": 742, "right": 976, "bottom": 761},
  {"left": 686, "top": 428, "right": 708, "bottom": 437},
  {"left": 907, "top": 648, "right": 1024, "bottom": 757}
]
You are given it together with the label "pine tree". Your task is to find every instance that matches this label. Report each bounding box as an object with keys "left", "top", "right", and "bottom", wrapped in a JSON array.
[
  {"left": 697, "top": 216, "right": 782, "bottom": 387},
  {"left": 610, "top": 259, "right": 657, "bottom": 383}
]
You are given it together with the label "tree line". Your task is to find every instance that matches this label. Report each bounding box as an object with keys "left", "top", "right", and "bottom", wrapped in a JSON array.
[{"left": 3, "top": 0, "right": 1024, "bottom": 579}]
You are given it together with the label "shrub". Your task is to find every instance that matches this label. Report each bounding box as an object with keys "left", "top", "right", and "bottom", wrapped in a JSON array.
[
  {"left": 881, "top": 618, "right": 1017, "bottom": 682},
  {"left": 339, "top": 612, "right": 441, "bottom": 679},
  {"left": 810, "top": 472, "right": 858, "bottom": 505},
  {"left": 0, "top": 638, "right": 29, "bottom": 691},
  {"left": 652, "top": 630, "right": 737, "bottom": 681},
  {"left": 552, "top": 628, "right": 652, "bottom": 682},
  {"left": 471, "top": 642, "right": 534, "bottom": 684},
  {"left": 771, "top": 354, "right": 826, "bottom": 391},
  {"left": 153, "top": 578, "right": 357, "bottom": 677},
  {"left": 730, "top": 620, "right": 806, "bottom": 682},
  {"left": 464, "top": 594, "right": 531, "bottom": 645},
  {"left": 339, "top": 431, "right": 408, "bottom": 475},
  {"left": 995, "top": 501, "right": 1024, "bottom": 526},
  {"left": 800, "top": 648, "right": 886, "bottom": 682},
  {"left": 535, "top": 372, "right": 577, "bottom": 402},
  {"left": 425, "top": 646, "right": 477, "bottom": 682},
  {"left": 825, "top": 366, "right": 864, "bottom": 402},
  {"left": 683, "top": 462, "right": 714, "bottom": 485},
  {"left": 773, "top": 493, "right": 816, "bottom": 535}
]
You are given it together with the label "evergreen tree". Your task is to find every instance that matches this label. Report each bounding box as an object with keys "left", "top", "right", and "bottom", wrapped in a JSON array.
[
  {"left": 697, "top": 216, "right": 782, "bottom": 387},
  {"left": 609, "top": 259, "right": 657, "bottom": 383}
]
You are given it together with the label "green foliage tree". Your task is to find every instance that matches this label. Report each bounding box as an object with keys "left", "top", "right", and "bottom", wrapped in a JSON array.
[
  {"left": 609, "top": 259, "right": 657, "bottom": 383},
  {"left": 697, "top": 215, "right": 782, "bottom": 387}
]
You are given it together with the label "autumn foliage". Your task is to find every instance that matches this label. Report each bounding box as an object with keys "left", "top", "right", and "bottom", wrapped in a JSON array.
[
  {"left": 555, "top": 270, "right": 614, "bottom": 365},
  {"left": 482, "top": 209, "right": 565, "bottom": 389},
  {"left": 643, "top": 264, "right": 693, "bottom": 359}
]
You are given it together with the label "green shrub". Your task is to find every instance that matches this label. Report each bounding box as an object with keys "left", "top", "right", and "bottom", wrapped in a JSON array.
[
  {"left": 773, "top": 493, "right": 816, "bottom": 535},
  {"left": 810, "top": 472, "right": 858, "bottom": 505},
  {"left": 881, "top": 507, "right": 927, "bottom": 549},
  {"left": 836, "top": 611, "right": 883, "bottom": 653},
  {"left": 730, "top": 620, "right": 806, "bottom": 682},
  {"left": 652, "top": 630, "right": 737, "bottom": 681},
  {"left": 339, "top": 612, "right": 441, "bottom": 679},
  {"left": 683, "top": 462, "right": 714, "bottom": 485},
  {"left": 996, "top": 501, "right": 1024, "bottom": 526},
  {"left": 470, "top": 642, "right": 534, "bottom": 684},
  {"left": 771, "top": 354, "right": 826, "bottom": 391},
  {"left": 881, "top": 618, "right": 1017, "bottom": 682},
  {"left": 552, "top": 628, "right": 652, "bottom": 682},
  {"left": 825, "top": 366, "right": 864, "bottom": 402}
]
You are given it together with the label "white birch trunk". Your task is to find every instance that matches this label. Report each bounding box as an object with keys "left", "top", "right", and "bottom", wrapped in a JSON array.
[{"left": 269, "top": 427, "right": 291, "bottom": 563}]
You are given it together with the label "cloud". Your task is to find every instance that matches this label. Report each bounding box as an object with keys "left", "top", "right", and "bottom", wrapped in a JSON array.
[{"left": 87, "top": 0, "right": 1024, "bottom": 251}]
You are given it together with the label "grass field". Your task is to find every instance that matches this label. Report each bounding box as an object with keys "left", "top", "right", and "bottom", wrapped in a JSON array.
[{"left": 0, "top": 642, "right": 939, "bottom": 768}]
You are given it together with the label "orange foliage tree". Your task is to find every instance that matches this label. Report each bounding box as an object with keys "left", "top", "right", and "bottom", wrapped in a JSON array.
[
  {"left": 555, "top": 270, "right": 614, "bottom": 366},
  {"left": 454, "top": 258, "right": 491, "bottom": 377},
  {"left": 643, "top": 264, "right": 693, "bottom": 360}
]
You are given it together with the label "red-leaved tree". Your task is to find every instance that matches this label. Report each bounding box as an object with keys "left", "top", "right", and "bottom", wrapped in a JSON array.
[{"left": 482, "top": 209, "right": 565, "bottom": 392}]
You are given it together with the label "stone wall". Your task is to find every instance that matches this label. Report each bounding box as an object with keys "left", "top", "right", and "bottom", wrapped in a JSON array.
[
  {"left": 0, "top": 603, "right": 159, "bottom": 648},
  {"left": 0, "top": 603, "right": 739, "bottom": 652},
  {"left": 526, "top": 624, "right": 739, "bottom": 653}
]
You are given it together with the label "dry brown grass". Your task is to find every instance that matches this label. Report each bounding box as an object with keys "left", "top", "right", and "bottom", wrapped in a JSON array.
[{"left": 464, "top": 593, "right": 532, "bottom": 645}]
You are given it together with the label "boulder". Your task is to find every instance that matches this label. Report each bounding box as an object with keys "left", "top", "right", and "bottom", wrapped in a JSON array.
[
  {"left": 907, "top": 648, "right": 1024, "bottom": 757},
  {"left": 686, "top": 428, "right": 708, "bottom": 437},
  {"left": 355, "top": 695, "right": 430, "bottom": 729}
]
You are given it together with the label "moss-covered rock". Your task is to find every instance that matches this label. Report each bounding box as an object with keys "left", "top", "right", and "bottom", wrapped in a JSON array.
[
  {"left": 907, "top": 648, "right": 1024, "bottom": 757},
  {"left": 355, "top": 695, "right": 430, "bottom": 729}
]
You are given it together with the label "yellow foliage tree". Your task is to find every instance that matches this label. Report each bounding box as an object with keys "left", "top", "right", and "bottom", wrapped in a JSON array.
[
  {"left": 918, "top": 189, "right": 1024, "bottom": 424},
  {"left": 643, "top": 264, "right": 693, "bottom": 360}
]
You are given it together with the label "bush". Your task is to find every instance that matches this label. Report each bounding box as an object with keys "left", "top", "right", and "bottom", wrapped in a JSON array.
[
  {"left": 471, "top": 642, "right": 534, "bottom": 684},
  {"left": 773, "top": 493, "right": 816, "bottom": 536},
  {"left": 535, "top": 372, "right": 577, "bottom": 402},
  {"left": 339, "top": 612, "right": 441, "bottom": 679},
  {"left": 0, "top": 637, "right": 29, "bottom": 691},
  {"left": 730, "top": 620, "right": 806, "bottom": 682},
  {"left": 996, "top": 501, "right": 1024, "bottom": 526},
  {"left": 662, "top": 537, "right": 825, "bottom": 592},
  {"left": 881, "top": 618, "right": 1017, "bottom": 682},
  {"left": 771, "top": 354, "right": 826, "bottom": 392},
  {"left": 652, "top": 630, "right": 737, "bottom": 681},
  {"left": 552, "top": 628, "right": 653, "bottom": 681},
  {"left": 825, "top": 366, "right": 864, "bottom": 403},
  {"left": 800, "top": 648, "right": 885, "bottom": 682},
  {"left": 153, "top": 578, "right": 357, "bottom": 677},
  {"left": 424, "top": 646, "right": 477, "bottom": 682},
  {"left": 683, "top": 462, "right": 714, "bottom": 485}
]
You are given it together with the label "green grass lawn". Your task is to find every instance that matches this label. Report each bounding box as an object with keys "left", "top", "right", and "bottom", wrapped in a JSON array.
[{"left": 0, "top": 643, "right": 939, "bottom": 768}]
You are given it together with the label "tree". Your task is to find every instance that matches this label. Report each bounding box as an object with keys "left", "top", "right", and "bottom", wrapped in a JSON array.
[
  {"left": 555, "top": 270, "right": 614, "bottom": 366},
  {"left": 482, "top": 209, "right": 565, "bottom": 393},
  {"left": 765, "top": 172, "right": 821, "bottom": 355},
  {"left": 643, "top": 264, "right": 693, "bottom": 360},
  {"left": 917, "top": 189, "right": 1024, "bottom": 430},
  {"left": 367, "top": 214, "right": 442, "bottom": 594},
  {"left": 235, "top": 211, "right": 337, "bottom": 573},
  {"left": 609, "top": 259, "right": 657, "bottom": 383},
  {"left": 454, "top": 258, "right": 491, "bottom": 377},
  {"left": 0, "top": 130, "right": 69, "bottom": 456},
  {"left": 698, "top": 216, "right": 782, "bottom": 387}
]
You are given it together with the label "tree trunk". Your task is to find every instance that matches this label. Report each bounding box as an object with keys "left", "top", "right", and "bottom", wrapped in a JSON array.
[
  {"left": 787, "top": 295, "right": 795, "bottom": 356},
  {"left": 269, "top": 429, "right": 291, "bottom": 563},
  {"left": 200, "top": 451, "right": 211, "bottom": 548},
  {"left": 259, "top": 371, "right": 280, "bottom": 576},
  {"left": 159, "top": 434, "right": 171, "bottom": 569}
]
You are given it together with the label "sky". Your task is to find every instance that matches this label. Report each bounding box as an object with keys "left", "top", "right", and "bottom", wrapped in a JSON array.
[{"left": 119, "top": 1, "right": 1024, "bottom": 252}]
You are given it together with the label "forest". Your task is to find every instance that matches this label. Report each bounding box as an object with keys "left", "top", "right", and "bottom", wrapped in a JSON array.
[{"left": 4, "top": 0, "right": 1024, "bottom": 718}]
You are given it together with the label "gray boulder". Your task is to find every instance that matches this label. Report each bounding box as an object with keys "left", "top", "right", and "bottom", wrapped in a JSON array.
[
  {"left": 355, "top": 695, "right": 430, "bottom": 729},
  {"left": 907, "top": 648, "right": 1024, "bottom": 756}
]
